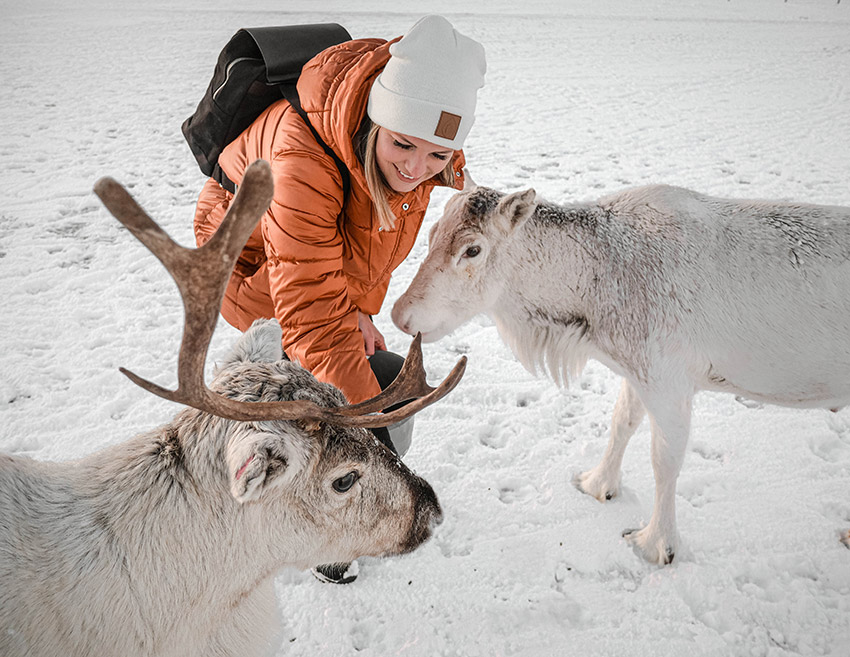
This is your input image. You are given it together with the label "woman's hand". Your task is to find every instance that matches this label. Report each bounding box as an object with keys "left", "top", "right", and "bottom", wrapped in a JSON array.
[{"left": 358, "top": 311, "right": 386, "bottom": 356}]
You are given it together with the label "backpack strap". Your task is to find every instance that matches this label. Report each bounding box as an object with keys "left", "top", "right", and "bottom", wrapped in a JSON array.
[
  {"left": 280, "top": 83, "right": 351, "bottom": 204},
  {"left": 213, "top": 87, "right": 350, "bottom": 202},
  {"left": 213, "top": 163, "right": 237, "bottom": 195}
]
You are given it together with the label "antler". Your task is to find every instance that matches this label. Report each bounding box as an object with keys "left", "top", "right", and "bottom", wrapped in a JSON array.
[{"left": 93, "top": 159, "right": 466, "bottom": 428}]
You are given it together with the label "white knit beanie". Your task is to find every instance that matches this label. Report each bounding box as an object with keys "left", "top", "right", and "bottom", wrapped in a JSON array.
[{"left": 367, "top": 15, "right": 486, "bottom": 150}]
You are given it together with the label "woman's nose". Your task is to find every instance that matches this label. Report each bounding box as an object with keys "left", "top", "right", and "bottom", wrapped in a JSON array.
[{"left": 403, "top": 153, "right": 427, "bottom": 178}]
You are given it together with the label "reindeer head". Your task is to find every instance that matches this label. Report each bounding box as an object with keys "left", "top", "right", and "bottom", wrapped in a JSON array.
[
  {"left": 182, "top": 319, "right": 442, "bottom": 567},
  {"left": 393, "top": 186, "right": 538, "bottom": 342}
]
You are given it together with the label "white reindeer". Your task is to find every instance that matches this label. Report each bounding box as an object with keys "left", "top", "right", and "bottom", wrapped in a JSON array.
[
  {"left": 392, "top": 182, "right": 850, "bottom": 565},
  {"left": 0, "top": 161, "right": 463, "bottom": 657}
]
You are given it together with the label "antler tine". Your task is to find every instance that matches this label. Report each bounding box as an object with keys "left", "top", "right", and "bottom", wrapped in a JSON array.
[
  {"left": 124, "top": 338, "right": 467, "bottom": 428},
  {"left": 341, "top": 346, "right": 468, "bottom": 427},
  {"left": 337, "top": 334, "right": 435, "bottom": 414},
  {"left": 95, "top": 158, "right": 467, "bottom": 428},
  {"left": 95, "top": 159, "right": 278, "bottom": 406}
]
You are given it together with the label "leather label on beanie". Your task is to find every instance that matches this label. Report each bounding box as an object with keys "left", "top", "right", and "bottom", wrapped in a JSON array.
[{"left": 434, "top": 111, "right": 461, "bottom": 141}]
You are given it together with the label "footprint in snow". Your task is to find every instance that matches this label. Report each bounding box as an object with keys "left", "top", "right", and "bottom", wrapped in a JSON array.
[{"left": 498, "top": 479, "right": 538, "bottom": 504}]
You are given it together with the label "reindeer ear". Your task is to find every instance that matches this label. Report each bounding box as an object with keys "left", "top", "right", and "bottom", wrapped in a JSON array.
[
  {"left": 461, "top": 168, "right": 477, "bottom": 191},
  {"left": 228, "top": 449, "right": 277, "bottom": 503},
  {"left": 225, "top": 426, "right": 306, "bottom": 503},
  {"left": 217, "top": 319, "right": 283, "bottom": 372},
  {"left": 497, "top": 189, "right": 537, "bottom": 231}
]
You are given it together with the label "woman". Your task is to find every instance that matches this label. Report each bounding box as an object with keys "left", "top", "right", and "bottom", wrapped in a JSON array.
[{"left": 193, "top": 15, "right": 486, "bottom": 582}]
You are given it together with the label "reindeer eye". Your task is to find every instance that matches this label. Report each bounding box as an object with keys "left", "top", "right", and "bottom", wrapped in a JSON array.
[
  {"left": 463, "top": 245, "right": 481, "bottom": 258},
  {"left": 332, "top": 471, "right": 359, "bottom": 493}
]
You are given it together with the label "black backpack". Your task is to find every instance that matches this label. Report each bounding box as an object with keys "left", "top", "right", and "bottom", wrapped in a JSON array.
[{"left": 182, "top": 24, "right": 352, "bottom": 195}]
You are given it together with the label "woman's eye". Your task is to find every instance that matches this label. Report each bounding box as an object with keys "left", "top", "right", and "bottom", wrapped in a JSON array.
[
  {"left": 463, "top": 245, "right": 481, "bottom": 258},
  {"left": 332, "top": 471, "right": 359, "bottom": 493},
  {"left": 393, "top": 140, "right": 413, "bottom": 150},
  {"left": 431, "top": 153, "right": 449, "bottom": 161}
]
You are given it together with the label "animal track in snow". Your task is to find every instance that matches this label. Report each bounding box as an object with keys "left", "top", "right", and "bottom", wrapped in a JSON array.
[
  {"left": 691, "top": 441, "right": 727, "bottom": 463},
  {"left": 497, "top": 478, "right": 538, "bottom": 504},
  {"left": 478, "top": 425, "right": 508, "bottom": 449},
  {"left": 806, "top": 433, "right": 848, "bottom": 463}
]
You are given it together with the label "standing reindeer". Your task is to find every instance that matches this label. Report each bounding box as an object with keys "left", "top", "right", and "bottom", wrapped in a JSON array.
[
  {"left": 393, "top": 182, "right": 850, "bottom": 565},
  {"left": 0, "top": 161, "right": 464, "bottom": 657}
]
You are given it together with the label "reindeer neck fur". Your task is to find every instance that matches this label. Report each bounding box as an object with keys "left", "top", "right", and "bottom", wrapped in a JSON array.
[
  {"left": 108, "top": 409, "right": 311, "bottom": 568},
  {"left": 492, "top": 197, "right": 662, "bottom": 386},
  {"left": 23, "top": 414, "right": 292, "bottom": 653}
]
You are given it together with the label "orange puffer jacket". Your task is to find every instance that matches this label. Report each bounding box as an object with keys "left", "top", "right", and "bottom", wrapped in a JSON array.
[{"left": 194, "top": 37, "right": 466, "bottom": 403}]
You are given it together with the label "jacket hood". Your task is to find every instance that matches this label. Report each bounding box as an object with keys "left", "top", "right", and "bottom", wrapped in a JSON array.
[{"left": 296, "top": 38, "right": 393, "bottom": 191}]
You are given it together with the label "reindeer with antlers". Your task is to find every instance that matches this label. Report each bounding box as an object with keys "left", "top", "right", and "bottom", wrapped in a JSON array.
[{"left": 0, "top": 161, "right": 464, "bottom": 657}]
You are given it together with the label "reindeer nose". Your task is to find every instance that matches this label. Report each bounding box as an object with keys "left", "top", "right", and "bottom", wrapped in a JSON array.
[
  {"left": 416, "top": 477, "right": 443, "bottom": 529},
  {"left": 431, "top": 501, "right": 444, "bottom": 527},
  {"left": 390, "top": 302, "right": 413, "bottom": 334}
]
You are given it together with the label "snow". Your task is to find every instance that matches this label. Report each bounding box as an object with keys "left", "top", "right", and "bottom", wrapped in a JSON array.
[{"left": 2, "top": 1, "right": 849, "bottom": 655}]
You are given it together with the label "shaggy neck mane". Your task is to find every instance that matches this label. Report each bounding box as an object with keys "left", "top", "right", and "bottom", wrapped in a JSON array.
[
  {"left": 495, "top": 309, "right": 592, "bottom": 387},
  {"left": 492, "top": 201, "right": 603, "bottom": 387}
]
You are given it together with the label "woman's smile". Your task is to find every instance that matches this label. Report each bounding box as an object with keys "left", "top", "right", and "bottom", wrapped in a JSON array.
[{"left": 375, "top": 128, "right": 454, "bottom": 193}]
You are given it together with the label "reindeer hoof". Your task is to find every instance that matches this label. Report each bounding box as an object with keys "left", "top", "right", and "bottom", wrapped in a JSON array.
[
  {"left": 622, "top": 527, "right": 676, "bottom": 565},
  {"left": 574, "top": 469, "right": 620, "bottom": 503},
  {"left": 841, "top": 530, "right": 850, "bottom": 549}
]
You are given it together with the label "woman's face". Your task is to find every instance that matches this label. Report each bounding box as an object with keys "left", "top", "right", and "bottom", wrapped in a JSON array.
[{"left": 375, "top": 127, "right": 454, "bottom": 193}]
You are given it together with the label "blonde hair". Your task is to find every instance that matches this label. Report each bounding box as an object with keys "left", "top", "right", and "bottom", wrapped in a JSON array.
[{"left": 362, "top": 122, "right": 456, "bottom": 232}]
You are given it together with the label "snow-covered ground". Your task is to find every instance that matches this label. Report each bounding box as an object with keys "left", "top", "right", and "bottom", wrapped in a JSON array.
[{"left": 2, "top": 1, "right": 849, "bottom": 655}]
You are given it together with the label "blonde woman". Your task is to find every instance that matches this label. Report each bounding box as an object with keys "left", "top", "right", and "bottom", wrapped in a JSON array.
[{"left": 193, "top": 15, "right": 486, "bottom": 583}]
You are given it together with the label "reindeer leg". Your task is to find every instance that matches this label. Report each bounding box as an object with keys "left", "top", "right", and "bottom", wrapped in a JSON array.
[
  {"left": 576, "top": 378, "right": 645, "bottom": 501},
  {"left": 622, "top": 389, "right": 692, "bottom": 565}
]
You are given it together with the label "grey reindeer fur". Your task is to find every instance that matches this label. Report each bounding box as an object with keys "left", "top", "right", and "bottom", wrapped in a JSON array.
[
  {"left": 0, "top": 319, "right": 441, "bottom": 657},
  {"left": 393, "top": 183, "right": 850, "bottom": 564}
]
